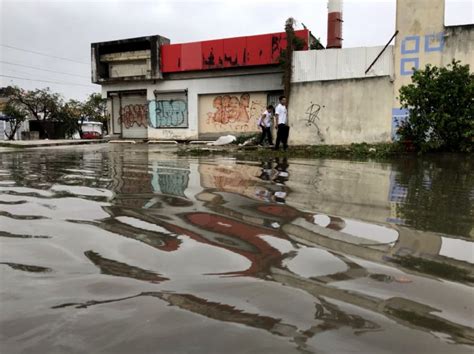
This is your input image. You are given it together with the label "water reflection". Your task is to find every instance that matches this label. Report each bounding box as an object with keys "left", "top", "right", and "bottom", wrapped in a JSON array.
[
  {"left": 84, "top": 250, "right": 168, "bottom": 283},
  {"left": 389, "top": 155, "right": 474, "bottom": 238},
  {"left": 0, "top": 262, "right": 52, "bottom": 273},
  {"left": 0, "top": 145, "right": 473, "bottom": 353}
]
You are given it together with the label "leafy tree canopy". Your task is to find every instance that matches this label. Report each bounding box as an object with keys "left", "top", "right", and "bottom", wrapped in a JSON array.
[{"left": 398, "top": 60, "right": 473, "bottom": 152}]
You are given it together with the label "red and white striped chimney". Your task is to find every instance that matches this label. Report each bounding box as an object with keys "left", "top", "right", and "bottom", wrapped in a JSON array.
[{"left": 327, "top": 0, "right": 343, "bottom": 48}]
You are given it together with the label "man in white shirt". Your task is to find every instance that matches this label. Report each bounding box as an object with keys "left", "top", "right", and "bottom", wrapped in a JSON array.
[
  {"left": 258, "top": 105, "right": 274, "bottom": 145},
  {"left": 274, "top": 95, "right": 289, "bottom": 151}
]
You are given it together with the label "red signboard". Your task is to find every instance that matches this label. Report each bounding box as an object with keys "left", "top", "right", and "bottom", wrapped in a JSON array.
[{"left": 161, "top": 29, "right": 309, "bottom": 73}]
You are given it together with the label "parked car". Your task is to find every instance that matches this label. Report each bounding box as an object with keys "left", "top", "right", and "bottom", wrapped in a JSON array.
[{"left": 73, "top": 121, "right": 103, "bottom": 139}]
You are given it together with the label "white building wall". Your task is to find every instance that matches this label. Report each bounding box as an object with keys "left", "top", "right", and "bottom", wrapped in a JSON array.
[
  {"left": 292, "top": 46, "right": 394, "bottom": 83},
  {"left": 102, "top": 72, "right": 282, "bottom": 140},
  {"left": 0, "top": 120, "right": 27, "bottom": 141}
]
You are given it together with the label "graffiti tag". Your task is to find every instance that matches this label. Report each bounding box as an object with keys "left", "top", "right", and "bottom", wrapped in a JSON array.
[
  {"left": 207, "top": 93, "right": 251, "bottom": 125},
  {"left": 305, "top": 102, "right": 324, "bottom": 127},
  {"left": 162, "top": 130, "right": 180, "bottom": 139},
  {"left": 154, "top": 99, "right": 187, "bottom": 128},
  {"left": 120, "top": 104, "right": 148, "bottom": 129},
  {"left": 148, "top": 99, "right": 188, "bottom": 129},
  {"left": 304, "top": 102, "right": 325, "bottom": 141}
]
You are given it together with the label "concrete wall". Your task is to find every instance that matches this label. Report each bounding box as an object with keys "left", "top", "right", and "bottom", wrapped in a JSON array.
[
  {"left": 92, "top": 35, "right": 169, "bottom": 84},
  {"left": 442, "top": 25, "right": 474, "bottom": 67},
  {"left": 102, "top": 50, "right": 151, "bottom": 79},
  {"left": 288, "top": 76, "right": 393, "bottom": 145},
  {"left": 394, "top": 0, "right": 445, "bottom": 99},
  {"left": 102, "top": 71, "right": 283, "bottom": 140},
  {"left": 293, "top": 45, "right": 394, "bottom": 83}
]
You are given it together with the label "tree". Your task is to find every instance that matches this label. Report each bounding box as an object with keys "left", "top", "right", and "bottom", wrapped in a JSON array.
[
  {"left": 82, "top": 93, "right": 108, "bottom": 134},
  {"left": 2, "top": 102, "right": 28, "bottom": 140},
  {"left": 279, "top": 18, "right": 306, "bottom": 106},
  {"left": 6, "top": 86, "right": 63, "bottom": 138},
  {"left": 398, "top": 60, "right": 474, "bottom": 152},
  {"left": 57, "top": 99, "right": 83, "bottom": 138}
]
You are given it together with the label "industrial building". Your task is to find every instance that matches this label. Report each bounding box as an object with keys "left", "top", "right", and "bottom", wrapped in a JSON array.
[{"left": 91, "top": 0, "right": 473, "bottom": 144}]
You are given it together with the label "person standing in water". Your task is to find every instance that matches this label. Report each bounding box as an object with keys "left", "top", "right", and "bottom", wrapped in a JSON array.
[
  {"left": 258, "top": 105, "right": 274, "bottom": 146},
  {"left": 274, "top": 96, "right": 289, "bottom": 151}
]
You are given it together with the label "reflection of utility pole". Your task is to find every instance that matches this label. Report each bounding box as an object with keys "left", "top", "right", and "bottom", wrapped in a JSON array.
[
  {"left": 271, "top": 267, "right": 474, "bottom": 345},
  {"left": 51, "top": 289, "right": 379, "bottom": 352}
]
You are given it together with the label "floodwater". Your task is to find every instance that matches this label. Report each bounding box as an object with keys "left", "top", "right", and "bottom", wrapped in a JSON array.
[{"left": 0, "top": 144, "right": 473, "bottom": 354}]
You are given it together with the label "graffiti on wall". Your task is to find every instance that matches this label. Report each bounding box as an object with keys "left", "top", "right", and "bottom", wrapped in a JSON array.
[
  {"left": 400, "top": 32, "right": 444, "bottom": 76},
  {"left": 120, "top": 104, "right": 148, "bottom": 128},
  {"left": 149, "top": 99, "right": 188, "bottom": 128},
  {"left": 208, "top": 94, "right": 250, "bottom": 124},
  {"left": 249, "top": 101, "right": 265, "bottom": 121},
  {"left": 199, "top": 92, "right": 267, "bottom": 134},
  {"left": 304, "top": 102, "right": 324, "bottom": 127},
  {"left": 303, "top": 101, "right": 325, "bottom": 141}
]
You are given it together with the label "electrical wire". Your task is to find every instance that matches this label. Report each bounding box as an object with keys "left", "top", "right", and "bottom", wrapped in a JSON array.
[
  {"left": 0, "top": 60, "right": 90, "bottom": 79},
  {"left": 0, "top": 74, "right": 97, "bottom": 88},
  {"left": 0, "top": 43, "right": 89, "bottom": 65}
]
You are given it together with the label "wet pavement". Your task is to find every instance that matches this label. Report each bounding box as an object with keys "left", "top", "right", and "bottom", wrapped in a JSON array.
[{"left": 0, "top": 144, "right": 473, "bottom": 354}]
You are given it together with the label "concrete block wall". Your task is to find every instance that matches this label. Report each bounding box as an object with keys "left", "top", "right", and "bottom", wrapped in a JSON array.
[{"left": 288, "top": 76, "right": 393, "bottom": 145}]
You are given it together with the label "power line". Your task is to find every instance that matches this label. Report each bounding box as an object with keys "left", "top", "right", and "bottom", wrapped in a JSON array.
[
  {"left": 0, "top": 44, "right": 89, "bottom": 65},
  {"left": 0, "top": 74, "right": 97, "bottom": 88},
  {"left": 0, "top": 60, "right": 90, "bottom": 79}
]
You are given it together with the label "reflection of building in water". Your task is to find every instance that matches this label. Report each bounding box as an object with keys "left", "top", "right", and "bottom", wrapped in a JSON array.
[
  {"left": 183, "top": 211, "right": 285, "bottom": 276},
  {"left": 387, "top": 160, "right": 473, "bottom": 239},
  {"left": 98, "top": 206, "right": 182, "bottom": 252},
  {"left": 101, "top": 155, "right": 474, "bottom": 346},
  {"left": 387, "top": 171, "right": 409, "bottom": 224},
  {"left": 151, "top": 160, "right": 191, "bottom": 197},
  {"left": 108, "top": 146, "right": 153, "bottom": 196},
  {"left": 199, "top": 163, "right": 262, "bottom": 199},
  {"left": 84, "top": 250, "right": 168, "bottom": 283},
  {"left": 100, "top": 152, "right": 474, "bottom": 346},
  {"left": 285, "top": 159, "right": 393, "bottom": 225}
]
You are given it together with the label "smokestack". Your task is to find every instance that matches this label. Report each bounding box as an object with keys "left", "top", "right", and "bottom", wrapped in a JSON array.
[{"left": 327, "top": 0, "right": 343, "bottom": 48}]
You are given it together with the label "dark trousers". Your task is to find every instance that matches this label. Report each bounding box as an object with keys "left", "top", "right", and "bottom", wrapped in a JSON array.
[
  {"left": 275, "top": 124, "right": 289, "bottom": 150},
  {"left": 259, "top": 127, "right": 273, "bottom": 145}
]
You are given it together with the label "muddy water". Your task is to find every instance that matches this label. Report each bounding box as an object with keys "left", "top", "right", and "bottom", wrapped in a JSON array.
[{"left": 0, "top": 144, "right": 473, "bottom": 354}]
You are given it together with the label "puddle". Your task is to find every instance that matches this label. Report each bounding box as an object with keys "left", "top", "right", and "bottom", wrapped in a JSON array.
[{"left": 0, "top": 145, "right": 472, "bottom": 353}]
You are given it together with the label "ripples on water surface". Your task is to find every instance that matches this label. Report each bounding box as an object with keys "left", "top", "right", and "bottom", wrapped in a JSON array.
[{"left": 0, "top": 144, "right": 473, "bottom": 354}]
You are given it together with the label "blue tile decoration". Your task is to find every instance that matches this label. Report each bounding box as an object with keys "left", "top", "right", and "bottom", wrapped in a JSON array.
[
  {"left": 401, "top": 35, "right": 420, "bottom": 54},
  {"left": 424, "top": 32, "right": 445, "bottom": 52},
  {"left": 400, "top": 57, "right": 419, "bottom": 76}
]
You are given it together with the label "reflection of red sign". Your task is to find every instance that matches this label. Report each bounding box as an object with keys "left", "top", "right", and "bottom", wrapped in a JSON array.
[
  {"left": 161, "top": 29, "right": 309, "bottom": 73},
  {"left": 181, "top": 212, "right": 284, "bottom": 276}
]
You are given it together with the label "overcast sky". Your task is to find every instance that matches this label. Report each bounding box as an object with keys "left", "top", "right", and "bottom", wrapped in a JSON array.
[{"left": 0, "top": 0, "right": 472, "bottom": 100}]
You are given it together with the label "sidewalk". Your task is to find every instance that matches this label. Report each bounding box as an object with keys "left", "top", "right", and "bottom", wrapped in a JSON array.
[{"left": 0, "top": 139, "right": 108, "bottom": 148}]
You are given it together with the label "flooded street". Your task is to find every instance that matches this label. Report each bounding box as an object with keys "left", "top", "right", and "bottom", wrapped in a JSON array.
[{"left": 0, "top": 144, "right": 473, "bottom": 354}]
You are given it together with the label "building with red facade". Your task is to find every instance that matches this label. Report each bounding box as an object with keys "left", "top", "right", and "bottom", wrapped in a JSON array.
[{"left": 92, "top": 29, "right": 316, "bottom": 140}]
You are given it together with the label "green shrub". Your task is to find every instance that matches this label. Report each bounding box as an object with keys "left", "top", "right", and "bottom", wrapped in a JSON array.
[{"left": 398, "top": 60, "right": 473, "bottom": 152}]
